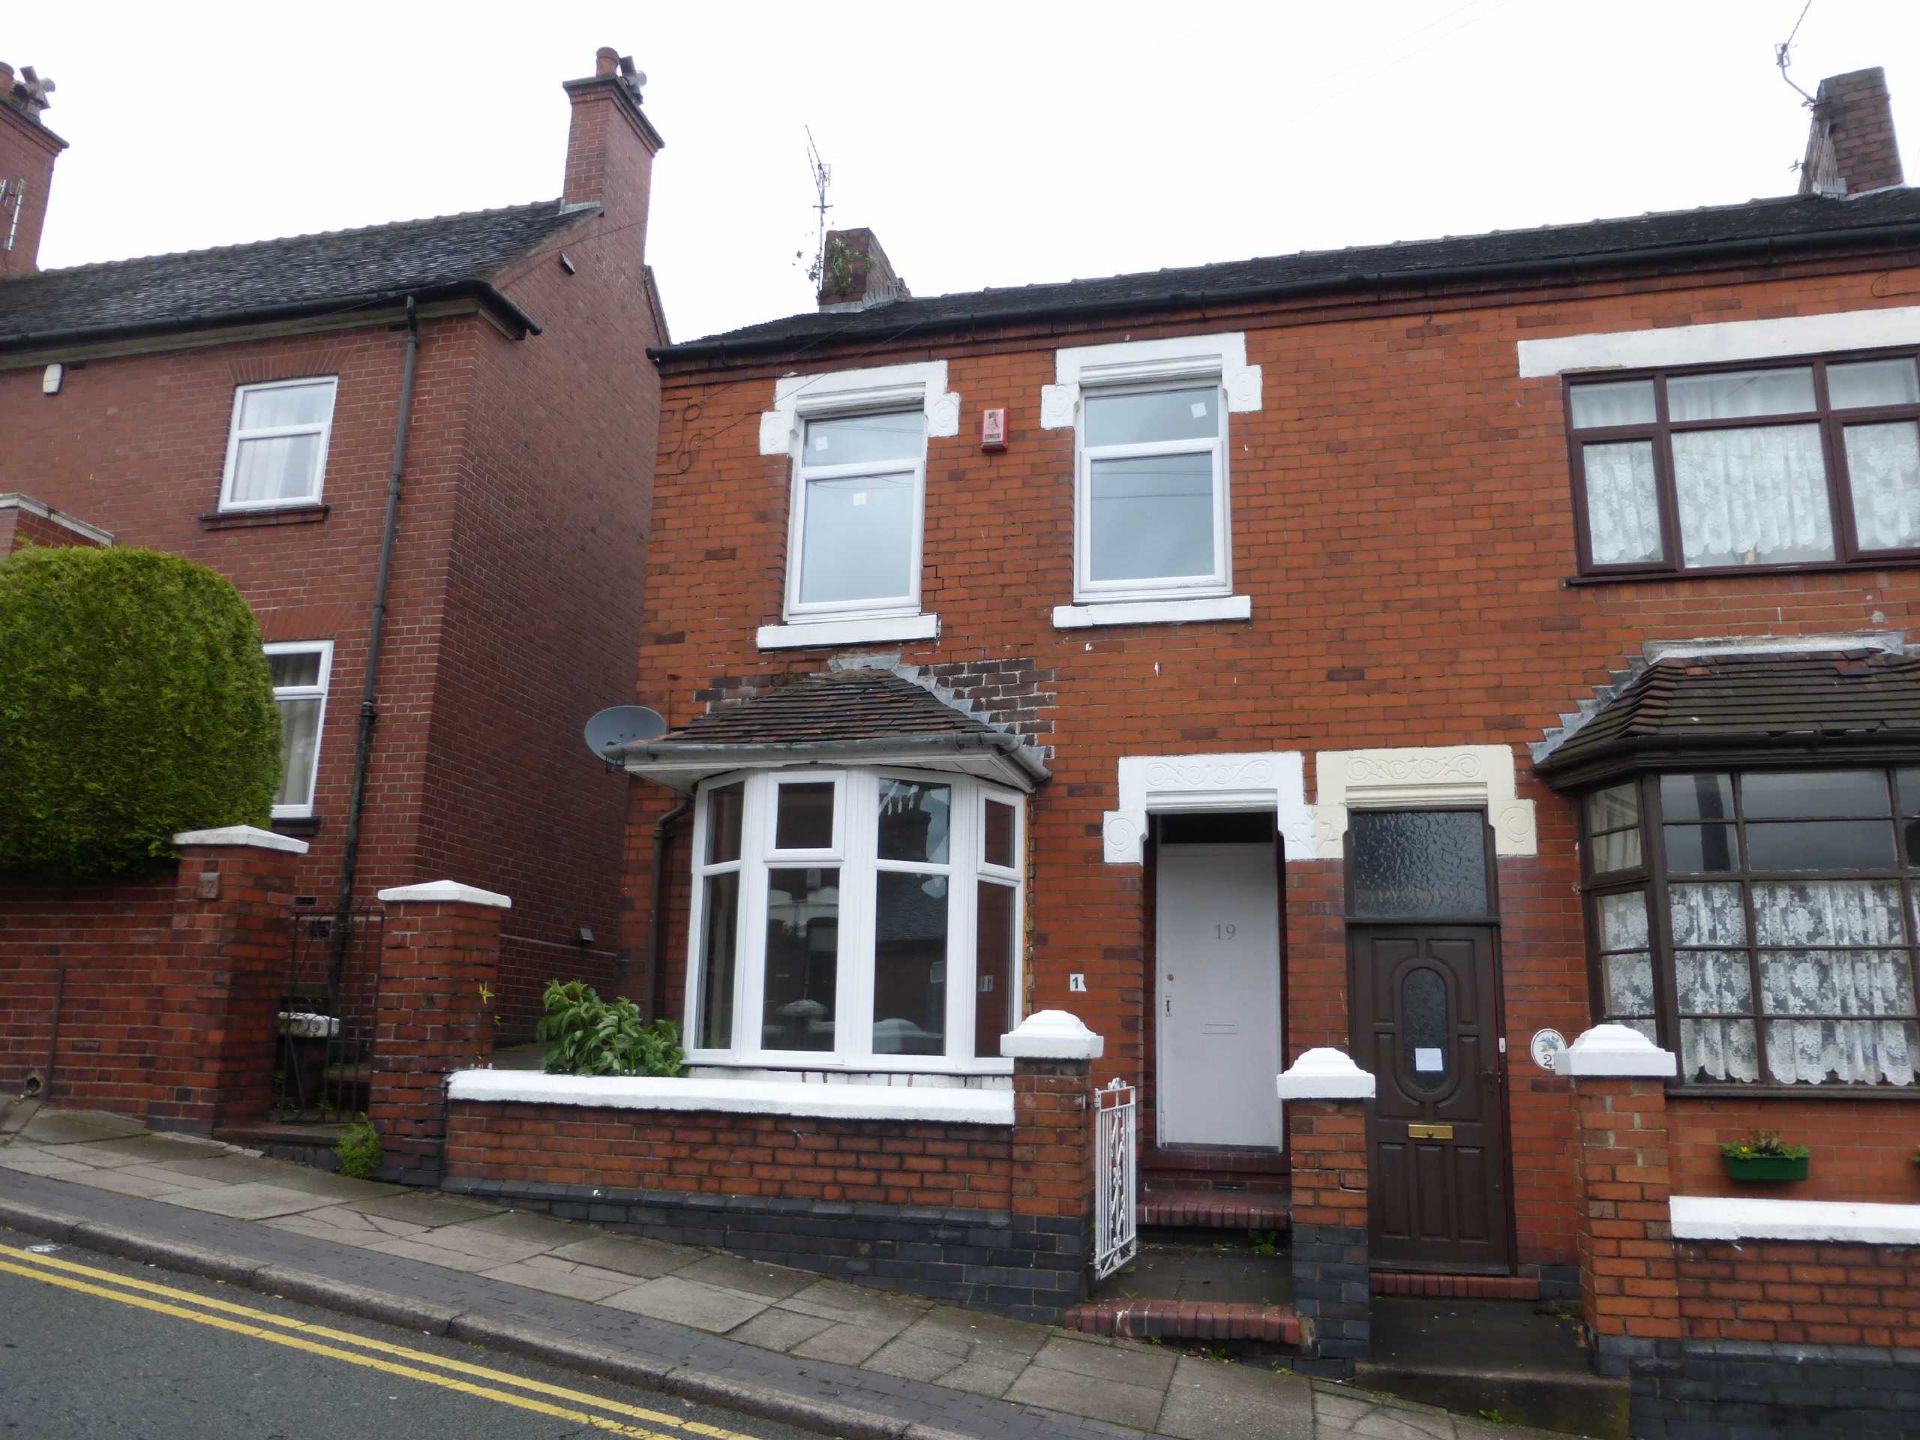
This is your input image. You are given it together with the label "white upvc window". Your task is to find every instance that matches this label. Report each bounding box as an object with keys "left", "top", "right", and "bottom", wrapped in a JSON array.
[
  {"left": 220, "top": 377, "right": 338, "bottom": 510},
  {"left": 686, "top": 768, "right": 1025, "bottom": 1071},
  {"left": 785, "top": 409, "right": 927, "bottom": 622},
  {"left": 264, "top": 640, "right": 332, "bottom": 819}
]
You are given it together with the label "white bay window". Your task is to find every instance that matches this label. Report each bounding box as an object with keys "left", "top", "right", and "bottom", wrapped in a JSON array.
[{"left": 688, "top": 769, "right": 1023, "bottom": 1069}]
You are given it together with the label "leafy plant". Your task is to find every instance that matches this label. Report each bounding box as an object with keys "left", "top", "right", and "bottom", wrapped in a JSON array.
[
  {"left": 1249, "top": 1228, "right": 1281, "bottom": 1256},
  {"left": 335, "top": 1116, "right": 382, "bottom": 1179},
  {"left": 0, "top": 546, "right": 279, "bottom": 878},
  {"left": 535, "top": 981, "right": 683, "bottom": 1077},
  {"left": 1720, "top": 1130, "right": 1809, "bottom": 1161}
]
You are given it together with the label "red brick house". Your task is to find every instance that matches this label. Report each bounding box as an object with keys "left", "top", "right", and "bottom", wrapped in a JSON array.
[
  {"left": 449, "top": 63, "right": 1920, "bottom": 1426},
  {"left": 0, "top": 49, "right": 665, "bottom": 1038}
]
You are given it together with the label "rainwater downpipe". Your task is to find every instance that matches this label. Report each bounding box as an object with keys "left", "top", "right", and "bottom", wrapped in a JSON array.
[{"left": 330, "top": 295, "right": 420, "bottom": 985}]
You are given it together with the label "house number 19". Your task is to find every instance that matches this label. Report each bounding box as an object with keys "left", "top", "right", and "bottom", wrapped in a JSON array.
[{"left": 1215, "top": 924, "right": 1237, "bottom": 940}]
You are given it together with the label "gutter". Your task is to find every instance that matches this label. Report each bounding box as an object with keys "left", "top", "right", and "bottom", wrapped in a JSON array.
[
  {"left": 618, "top": 730, "right": 1052, "bottom": 785},
  {"left": 650, "top": 219, "right": 1920, "bottom": 366}
]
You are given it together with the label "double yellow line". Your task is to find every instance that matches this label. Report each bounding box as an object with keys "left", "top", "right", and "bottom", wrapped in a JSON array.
[{"left": 0, "top": 1242, "right": 766, "bottom": 1439}]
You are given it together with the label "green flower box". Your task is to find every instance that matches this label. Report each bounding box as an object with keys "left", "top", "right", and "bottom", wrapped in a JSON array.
[{"left": 1723, "top": 1153, "right": 1809, "bottom": 1182}]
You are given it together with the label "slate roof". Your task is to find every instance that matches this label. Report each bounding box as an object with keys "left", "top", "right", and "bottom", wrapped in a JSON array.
[
  {"left": 1534, "top": 649, "right": 1920, "bottom": 780},
  {"left": 0, "top": 199, "right": 593, "bottom": 351},
  {"left": 662, "top": 186, "right": 1920, "bottom": 361},
  {"left": 649, "top": 669, "right": 1001, "bottom": 748}
]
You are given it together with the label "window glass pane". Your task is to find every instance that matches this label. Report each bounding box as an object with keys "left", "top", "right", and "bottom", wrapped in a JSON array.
[
  {"left": 1087, "top": 453, "right": 1216, "bottom": 582},
  {"left": 1597, "top": 890, "right": 1650, "bottom": 951},
  {"left": 1084, "top": 386, "right": 1220, "bottom": 446},
  {"left": 1669, "top": 883, "right": 1746, "bottom": 945},
  {"left": 1672, "top": 425, "right": 1834, "bottom": 568},
  {"left": 1667, "top": 367, "right": 1815, "bottom": 420},
  {"left": 1764, "top": 1018, "right": 1916, "bottom": 1085},
  {"left": 1604, "top": 952, "right": 1654, "bottom": 1017},
  {"left": 1676, "top": 950, "right": 1752, "bottom": 1012},
  {"left": 1660, "top": 773, "right": 1733, "bottom": 821},
  {"left": 1900, "top": 768, "right": 1920, "bottom": 816},
  {"left": 268, "top": 651, "right": 322, "bottom": 688},
  {"left": 697, "top": 871, "right": 740, "bottom": 1049},
  {"left": 1680, "top": 1019, "right": 1759, "bottom": 1082},
  {"left": 1582, "top": 441, "right": 1664, "bottom": 564},
  {"left": 239, "top": 381, "right": 332, "bottom": 429},
  {"left": 1753, "top": 879, "right": 1904, "bottom": 946},
  {"left": 1743, "top": 770, "right": 1890, "bottom": 818},
  {"left": 762, "top": 867, "right": 837, "bottom": 1051},
  {"left": 1844, "top": 421, "right": 1920, "bottom": 552},
  {"left": 275, "top": 696, "right": 321, "bottom": 808},
  {"left": 877, "top": 779, "right": 950, "bottom": 865},
  {"left": 1568, "top": 380, "right": 1655, "bottom": 429},
  {"left": 773, "top": 782, "right": 835, "bottom": 850},
  {"left": 798, "top": 473, "right": 915, "bottom": 605},
  {"left": 706, "top": 782, "right": 744, "bottom": 865},
  {"left": 1350, "top": 810, "right": 1489, "bottom": 918},
  {"left": 803, "top": 410, "right": 922, "bottom": 465},
  {"left": 974, "top": 881, "right": 1017, "bottom": 1059},
  {"left": 1400, "top": 966, "right": 1449, "bottom": 1093},
  {"left": 1760, "top": 950, "right": 1914, "bottom": 1016},
  {"left": 1592, "top": 829, "right": 1643, "bottom": 873},
  {"left": 872, "top": 872, "right": 947, "bottom": 1055},
  {"left": 1745, "top": 820, "right": 1895, "bottom": 871},
  {"left": 984, "top": 799, "right": 1016, "bottom": 869},
  {"left": 229, "top": 433, "right": 322, "bottom": 503},
  {"left": 1587, "top": 783, "right": 1640, "bottom": 832},
  {"left": 1829, "top": 358, "right": 1920, "bottom": 410},
  {"left": 1663, "top": 824, "right": 1738, "bottom": 874}
]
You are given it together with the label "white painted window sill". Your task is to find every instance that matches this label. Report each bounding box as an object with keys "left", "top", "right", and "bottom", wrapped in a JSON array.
[
  {"left": 1670, "top": 1195, "right": 1920, "bottom": 1246},
  {"left": 756, "top": 613, "right": 939, "bottom": 650},
  {"left": 1052, "top": 595, "right": 1251, "bottom": 629},
  {"left": 447, "top": 1068, "right": 1015, "bottom": 1125}
]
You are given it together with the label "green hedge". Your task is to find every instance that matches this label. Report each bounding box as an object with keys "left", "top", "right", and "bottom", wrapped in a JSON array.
[{"left": 0, "top": 545, "right": 281, "bottom": 878}]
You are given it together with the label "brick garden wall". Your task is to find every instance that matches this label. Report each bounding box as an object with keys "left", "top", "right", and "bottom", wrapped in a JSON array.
[
  {"left": 1676, "top": 1239, "right": 1920, "bottom": 1348},
  {"left": 1668, "top": 1094, "right": 1920, "bottom": 1203}
]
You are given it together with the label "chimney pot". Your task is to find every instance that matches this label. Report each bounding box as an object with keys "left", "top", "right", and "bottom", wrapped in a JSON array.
[{"left": 595, "top": 46, "right": 620, "bottom": 78}]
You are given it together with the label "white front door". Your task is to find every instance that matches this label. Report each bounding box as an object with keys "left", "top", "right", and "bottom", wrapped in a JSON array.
[{"left": 1155, "top": 842, "right": 1283, "bottom": 1148}]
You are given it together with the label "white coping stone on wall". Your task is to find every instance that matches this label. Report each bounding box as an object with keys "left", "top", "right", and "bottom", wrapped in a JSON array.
[
  {"left": 0, "top": 493, "right": 117, "bottom": 546},
  {"left": 376, "top": 880, "right": 513, "bottom": 909},
  {"left": 172, "top": 825, "right": 309, "bottom": 855},
  {"left": 1515, "top": 304, "right": 1920, "bottom": 379},
  {"left": 1000, "top": 1009, "right": 1104, "bottom": 1060},
  {"left": 1561, "top": 1023, "right": 1677, "bottom": 1077},
  {"left": 447, "top": 1068, "right": 1015, "bottom": 1125},
  {"left": 1276, "top": 1047, "right": 1377, "bottom": 1100},
  {"left": 1670, "top": 1195, "right": 1920, "bottom": 1247}
]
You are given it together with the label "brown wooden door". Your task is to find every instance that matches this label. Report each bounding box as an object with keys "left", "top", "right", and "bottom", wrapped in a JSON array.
[{"left": 1349, "top": 924, "right": 1511, "bottom": 1271}]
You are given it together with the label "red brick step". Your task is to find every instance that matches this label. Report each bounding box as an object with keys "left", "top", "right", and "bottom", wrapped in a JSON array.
[
  {"left": 1371, "top": 1271, "right": 1541, "bottom": 1300},
  {"left": 1137, "top": 1184, "right": 1291, "bottom": 1231},
  {"left": 1064, "top": 1298, "right": 1302, "bottom": 1344}
]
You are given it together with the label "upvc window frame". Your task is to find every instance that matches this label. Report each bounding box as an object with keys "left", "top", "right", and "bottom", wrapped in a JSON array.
[
  {"left": 1072, "top": 376, "right": 1233, "bottom": 605},
  {"left": 684, "top": 767, "right": 1025, "bottom": 1074},
  {"left": 1563, "top": 347, "right": 1920, "bottom": 580},
  {"left": 263, "top": 639, "right": 332, "bottom": 819},
  {"left": 218, "top": 376, "right": 339, "bottom": 512}
]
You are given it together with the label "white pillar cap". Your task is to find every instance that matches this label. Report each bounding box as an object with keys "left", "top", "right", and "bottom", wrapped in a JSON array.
[
  {"left": 1276, "top": 1046, "right": 1376, "bottom": 1100},
  {"left": 376, "top": 880, "right": 512, "bottom": 910},
  {"left": 1563, "top": 1023, "right": 1677, "bottom": 1078},
  {"left": 1001, "top": 1009, "right": 1103, "bottom": 1060},
  {"left": 172, "top": 825, "right": 308, "bottom": 855}
]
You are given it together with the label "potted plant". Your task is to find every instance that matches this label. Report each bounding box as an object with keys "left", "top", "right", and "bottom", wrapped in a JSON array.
[{"left": 1721, "top": 1130, "right": 1810, "bottom": 1182}]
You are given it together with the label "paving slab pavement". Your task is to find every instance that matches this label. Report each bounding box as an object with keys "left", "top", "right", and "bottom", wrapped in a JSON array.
[{"left": 0, "top": 1109, "right": 1581, "bottom": 1439}]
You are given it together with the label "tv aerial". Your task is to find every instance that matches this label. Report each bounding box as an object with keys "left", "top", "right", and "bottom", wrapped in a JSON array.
[{"left": 583, "top": 705, "right": 667, "bottom": 767}]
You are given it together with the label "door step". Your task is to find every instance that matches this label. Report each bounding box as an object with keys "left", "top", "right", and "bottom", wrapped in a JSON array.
[
  {"left": 1138, "top": 1184, "right": 1290, "bottom": 1231},
  {"left": 1372, "top": 1272, "right": 1540, "bottom": 1300},
  {"left": 1064, "top": 1299, "right": 1302, "bottom": 1344}
]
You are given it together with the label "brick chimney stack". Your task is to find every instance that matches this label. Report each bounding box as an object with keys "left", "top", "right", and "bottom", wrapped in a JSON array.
[
  {"left": 0, "top": 61, "right": 68, "bottom": 275},
  {"left": 561, "top": 47, "right": 664, "bottom": 245},
  {"left": 816, "top": 228, "right": 911, "bottom": 312},
  {"left": 1800, "top": 67, "right": 1904, "bottom": 197}
]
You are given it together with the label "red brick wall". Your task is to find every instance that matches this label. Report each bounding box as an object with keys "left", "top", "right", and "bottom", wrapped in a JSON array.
[
  {"left": 630, "top": 247, "right": 1920, "bottom": 1275},
  {"left": 1288, "top": 1099, "right": 1370, "bottom": 1228},
  {"left": 1, "top": 500, "right": 105, "bottom": 553},
  {"left": 1572, "top": 1076, "right": 1681, "bottom": 1345},
  {"left": 0, "top": 97, "right": 60, "bottom": 275},
  {"left": 1668, "top": 1095, "right": 1920, "bottom": 1203},
  {"left": 1676, "top": 1240, "right": 1920, "bottom": 1348},
  {"left": 446, "top": 1099, "right": 1015, "bottom": 1208}
]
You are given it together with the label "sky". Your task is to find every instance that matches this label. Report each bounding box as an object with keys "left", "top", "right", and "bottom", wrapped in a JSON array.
[{"left": 9, "top": 2, "right": 1920, "bottom": 343}]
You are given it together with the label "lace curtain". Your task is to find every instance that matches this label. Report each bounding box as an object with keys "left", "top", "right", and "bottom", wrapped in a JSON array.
[
  {"left": 1584, "top": 442, "right": 1663, "bottom": 565},
  {"left": 1845, "top": 421, "right": 1920, "bottom": 553},
  {"left": 1672, "top": 425, "right": 1834, "bottom": 568},
  {"left": 1669, "top": 884, "right": 1758, "bottom": 1081}
]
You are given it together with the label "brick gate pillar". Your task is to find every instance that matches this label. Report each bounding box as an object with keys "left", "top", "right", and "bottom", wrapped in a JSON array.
[
  {"left": 1001, "top": 1009, "right": 1102, "bottom": 1320},
  {"left": 1563, "top": 1022, "right": 1681, "bottom": 1378},
  {"left": 369, "top": 880, "right": 509, "bottom": 1182},
  {"left": 1278, "top": 1046, "right": 1376, "bottom": 1377}
]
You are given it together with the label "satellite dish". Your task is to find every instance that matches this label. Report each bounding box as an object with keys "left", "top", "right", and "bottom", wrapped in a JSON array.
[{"left": 584, "top": 705, "right": 667, "bottom": 761}]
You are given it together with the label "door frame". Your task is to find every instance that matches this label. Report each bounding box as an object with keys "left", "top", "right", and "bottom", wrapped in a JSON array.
[
  {"left": 1148, "top": 822, "right": 1288, "bottom": 1153},
  {"left": 1342, "top": 807, "right": 1519, "bottom": 1274}
]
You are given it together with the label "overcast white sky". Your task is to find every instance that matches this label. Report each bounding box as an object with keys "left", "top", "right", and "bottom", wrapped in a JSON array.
[{"left": 10, "top": 2, "right": 1919, "bottom": 342}]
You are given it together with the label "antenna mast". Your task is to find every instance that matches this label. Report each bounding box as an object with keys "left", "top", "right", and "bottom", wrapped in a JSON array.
[{"left": 806, "top": 127, "right": 832, "bottom": 286}]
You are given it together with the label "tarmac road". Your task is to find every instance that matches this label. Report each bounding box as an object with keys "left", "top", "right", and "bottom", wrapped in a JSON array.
[{"left": 0, "top": 1227, "right": 829, "bottom": 1440}]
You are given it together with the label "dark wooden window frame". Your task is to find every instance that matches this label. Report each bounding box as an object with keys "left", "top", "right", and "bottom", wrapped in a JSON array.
[
  {"left": 1563, "top": 347, "right": 1920, "bottom": 580},
  {"left": 1579, "top": 766, "right": 1920, "bottom": 1095}
]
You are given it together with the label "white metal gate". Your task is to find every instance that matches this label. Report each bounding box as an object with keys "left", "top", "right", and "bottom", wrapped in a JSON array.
[{"left": 1092, "top": 1077, "right": 1138, "bottom": 1279}]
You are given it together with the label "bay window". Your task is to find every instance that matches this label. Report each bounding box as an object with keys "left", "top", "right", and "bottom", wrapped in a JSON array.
[
  {"left": 1582, "top": 767, "right": 1920, "bottom": 1087},
  {"left": 687, "top": 769, "right": 1023, "bottom": 1068},
  {"left": 1567, "top": 351, "right": 1920, "bottom": 576}
]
